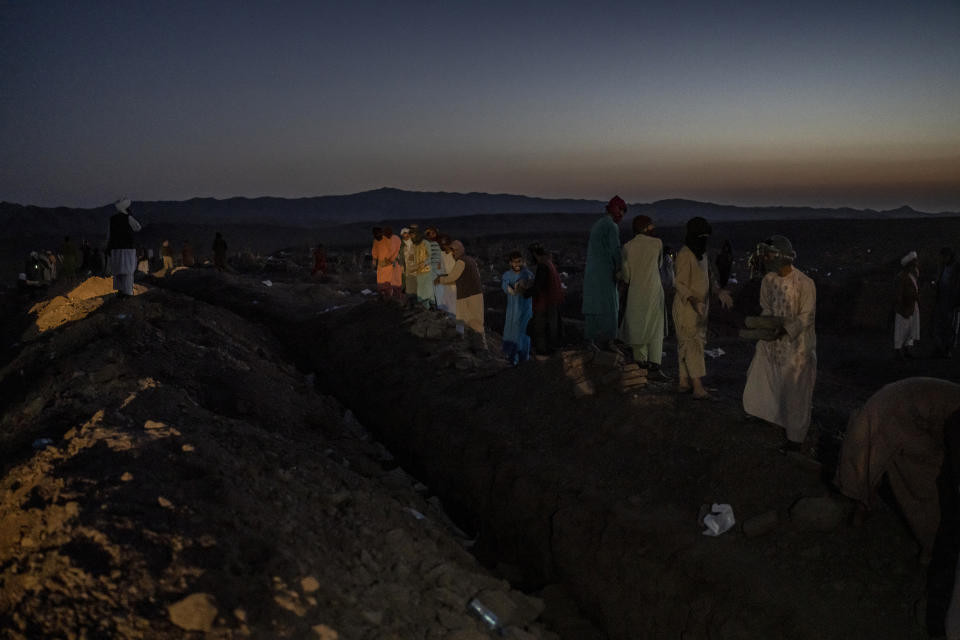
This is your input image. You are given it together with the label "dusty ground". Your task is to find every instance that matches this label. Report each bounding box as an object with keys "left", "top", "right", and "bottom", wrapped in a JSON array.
[
  {"left": 1, "top": 214, "right": 958, "bottom": 639},
  {"left": 0, "top": 276, "right": 561, "bottom": 639}
]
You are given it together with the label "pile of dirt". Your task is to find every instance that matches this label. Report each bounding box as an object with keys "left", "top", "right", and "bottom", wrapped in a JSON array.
[
  {"left": 152, "top": 268, "right": 938, "bottom": 639},
  {"left": 0, "top": 282, "right": 563, "bottom": 639}
]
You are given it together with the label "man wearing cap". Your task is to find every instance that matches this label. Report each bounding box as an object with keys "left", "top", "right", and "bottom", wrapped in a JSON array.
[
  {"left": 619, "top": 214, "right": 668, "bottom": 380},
  {"left": 895, "top": 250, "right": 920, "bottom": 359},
  {"left": 743, "top": 235, "right": 817, "bottom": 452},
  {"left": 582, "top": 196, "right": 626, "bottom": 350},
  {"left": 106, "top": 198, "right": 141, "bottom": 298}
]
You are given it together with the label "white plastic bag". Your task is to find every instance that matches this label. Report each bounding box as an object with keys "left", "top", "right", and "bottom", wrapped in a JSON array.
[{"left": 702, "top": 503, "right": 735, "bottom": 536}]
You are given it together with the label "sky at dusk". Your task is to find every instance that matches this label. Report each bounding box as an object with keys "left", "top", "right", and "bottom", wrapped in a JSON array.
[{"left": 1, "top": 0, "right": 959, "bottom": 212}]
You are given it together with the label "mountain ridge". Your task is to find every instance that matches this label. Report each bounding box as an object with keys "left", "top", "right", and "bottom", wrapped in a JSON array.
[{"left": 1, "top": 188, "right": 956, "bottom": 239}]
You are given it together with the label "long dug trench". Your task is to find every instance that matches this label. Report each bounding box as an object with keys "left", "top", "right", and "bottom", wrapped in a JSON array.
[{"left": 159, "top": 270, "right": 927, "bottom": 640}]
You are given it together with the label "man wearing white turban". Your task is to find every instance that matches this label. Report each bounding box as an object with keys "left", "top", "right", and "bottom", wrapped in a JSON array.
[
  {"left": 894, "top": 250, "right": 920, "bottom": 359},
  {"left": 106, "top": 198, "right": 141, "bottom": 297}
]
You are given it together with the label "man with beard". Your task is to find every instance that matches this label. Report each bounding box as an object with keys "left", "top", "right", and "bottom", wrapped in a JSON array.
[
  {"left": 742, "top": 235, "right": 816, "bottom": 452},
  {"left": 620, "top": 215, "right": 668, "bottom": 381},
  {"left": 673, "top": 217, "right": 733, "bottom": 399},
  {"left": 436, "top": 240, "right": 485, "bottom": 348},
  {"left": 582, "top": 196, "right": 626, "bottom": 351}
]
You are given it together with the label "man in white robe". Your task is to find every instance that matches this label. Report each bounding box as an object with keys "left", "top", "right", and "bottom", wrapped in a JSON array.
[
  {"left": 106, "top": 198, "right": 141, "bottom": 297},
  {"left": 743, "top": 235, "right": 816, "bottom": 451}
]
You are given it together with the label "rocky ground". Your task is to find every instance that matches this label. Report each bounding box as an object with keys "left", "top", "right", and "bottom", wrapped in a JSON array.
[
  {"left": 0, "top": 276, "right": 562, "bottom": 639},
  {"left": 0, "top": 214, "right": 958, "bottom": 639}
]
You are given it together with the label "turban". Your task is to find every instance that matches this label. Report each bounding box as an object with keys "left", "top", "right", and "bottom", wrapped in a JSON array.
[
  {"left": 901, "top": 250, "right": 917, "bottom": 266},
  {"left": 606, "top": 195, "right": 627, "bottom": 215},
  {"left": 400, "top": 227, "right": 410, "bottom": 235},
  {"left": 115, "top": 198, "right": 131, "bottom": 213}
]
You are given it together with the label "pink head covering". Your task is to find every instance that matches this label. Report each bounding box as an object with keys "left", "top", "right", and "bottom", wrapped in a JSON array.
[{"left": 606, "top": 195, "right": 627, "bottom": 215}]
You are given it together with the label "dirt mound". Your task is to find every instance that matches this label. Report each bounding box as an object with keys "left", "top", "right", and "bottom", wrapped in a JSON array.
[
  {"left": 151, "top": 268, "right": 938, "bottom": 639},
  {"left": 0, "top": 282, "right": 561, "bottom": 639}
]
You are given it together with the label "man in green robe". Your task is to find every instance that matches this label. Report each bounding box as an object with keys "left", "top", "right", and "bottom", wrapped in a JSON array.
[
  {"left": 619, "top": 215, "right": 669, "bottom": 381},
  {"left": 582, "top": 196, "right": 626, "bottom": 349}
]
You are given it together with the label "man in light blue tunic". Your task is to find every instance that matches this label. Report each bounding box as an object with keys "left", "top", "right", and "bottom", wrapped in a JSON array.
[
  {"left": 501, "top": 251, "right": 535, "bottom": 364},
  {"left": 582, "top": 196, "right": 626, "bottom": 349}
]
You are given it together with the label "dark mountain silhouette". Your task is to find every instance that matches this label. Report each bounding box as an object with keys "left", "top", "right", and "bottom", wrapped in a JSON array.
[{"left": 1, "top": 188, "right": 956, "bottom": 239}]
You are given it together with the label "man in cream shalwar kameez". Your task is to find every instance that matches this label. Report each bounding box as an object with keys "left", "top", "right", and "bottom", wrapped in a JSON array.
[
  {"left": 673, "top": 217, "right": 732, "bottom": 399},
  {"left": 743, "top": 235, "right": 817, "bottom": 448},
  {"left": 619, "top": 215, "right": 668, "bottom": 380}
]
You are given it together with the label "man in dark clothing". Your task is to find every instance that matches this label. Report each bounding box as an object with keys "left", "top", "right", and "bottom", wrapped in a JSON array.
[
  {"left": 212, "top": 232, "right": 228, "bottom": 271},
  {"left": 715, "top": 240, "right": 733, "bottom": 288},
  {"left": 935, "top": 248, "right": 960, "bottom": 358},
  {"left": 524, "top": 243, "right": 564, "bottom": 359}
]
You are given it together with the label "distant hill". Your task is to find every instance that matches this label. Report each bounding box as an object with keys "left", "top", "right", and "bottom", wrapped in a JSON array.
[{"left": 1, "top": 187, "right": 956, "bottom": 239}]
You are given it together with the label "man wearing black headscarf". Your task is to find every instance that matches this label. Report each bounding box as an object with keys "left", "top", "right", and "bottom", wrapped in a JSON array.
[{"left": 672, "top": 217, "right": 732, "bottom": 399}]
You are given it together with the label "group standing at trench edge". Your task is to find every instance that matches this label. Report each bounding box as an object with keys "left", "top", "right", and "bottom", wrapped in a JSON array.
[
  {"left": 85, "top": 195, "right": 960, "bottom": 636},
  {"left": 370, "top": 224, "right": 566, "bottom": 359},
  {"left": 580, "top": 196, "right": 816, "bottom": 452}
]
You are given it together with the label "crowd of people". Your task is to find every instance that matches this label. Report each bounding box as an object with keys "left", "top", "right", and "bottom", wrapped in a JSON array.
[
  {"left": 10, "top": 195, "right": 960, "bottom": 635},
  {"left": 18, "top": 199, "right": 234, "bottom": 296},
  {"left": 369, "top": 224, "right": 566, "bottom": 359}
]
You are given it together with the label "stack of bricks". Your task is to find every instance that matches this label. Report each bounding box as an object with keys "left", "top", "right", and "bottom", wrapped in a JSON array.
[
  {"left": 561, "top": 350, "right": 596, "bottom": 398},
  {"left": 561, "top": 349, "right": 648, "bottom": 397}
]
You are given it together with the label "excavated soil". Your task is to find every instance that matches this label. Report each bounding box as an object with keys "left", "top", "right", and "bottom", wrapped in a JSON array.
[
  {"left": 0, "top": 277, "right": 560, "bottom": 639},
  {"left": 2, "top": 214, "right": 959, "bottom": 639}
]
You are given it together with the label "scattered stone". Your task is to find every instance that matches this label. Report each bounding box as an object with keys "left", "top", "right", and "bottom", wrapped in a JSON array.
[
  {"left": 742, "top": 510, "right": 779, "bottom": 537},
  {"left": 274, "top": 593, "right": 307, "bottom": 616},
  {"left": 120, "top": 472, "right": 133, "bottom": 482},
  {"left": 168, "top": 593, "right": 218, "bottom": 632},
  {"left": 313, "top": 624, "right": 339, "bottom": 639},
  {"left": 301, "top": 576, "right": 320, "bottom": 593},
  {"left": 157, "top": 496, "right": 174, "bottom": 509},
  {"left": 143, "top": 420, "right": 165, "bottom": 430},
  {"left": 181, "top": 444, "right": 195, "bottom": 452}
]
